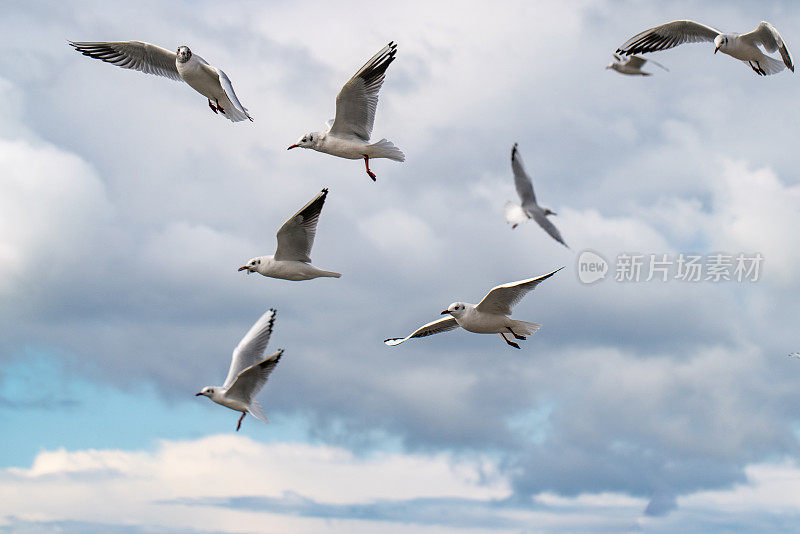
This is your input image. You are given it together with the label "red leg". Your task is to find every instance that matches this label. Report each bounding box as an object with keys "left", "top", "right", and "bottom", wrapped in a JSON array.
[
  {"left": 499, "top": 332, "right": 521, "bottom": 349},
  {"left": 215, "top": 98, "right": 226, "bottom": 114},
  {"left": 363, "top": 156, "right": 377, "bottom": 181},
  {"left": 236, "top": 412, "right": 246, "bottom": 431},
  {"left": 208, "top": 100, "right": 219, "bottom": 114}
]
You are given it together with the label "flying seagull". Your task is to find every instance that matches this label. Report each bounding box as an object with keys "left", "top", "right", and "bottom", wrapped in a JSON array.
[
  {"left": 288, "top": 42, "right": 404, "bottom": 181},
  {"left": 606, "top": 53, "right": 669, "bottom": 75},
  {"left": 69, "top": 41, "right": 253, "bottom": 121},
  {"left": 385, "top": 267, "right": 563, "bottom": 349},
  {"left": 196, "top": 309, "right": 282, "bottom": 431},
  {"left": 504, "top": 144, "right": 568, "bottom": 248},
  {"left": 238, "top": 188, "right": 341, "bottom": 281},
  {"left": 789, "top": 353, "right": 800, "bottom": 359},
  {"left": 615, "top": 20, "right": 794, "bottom": 76}
]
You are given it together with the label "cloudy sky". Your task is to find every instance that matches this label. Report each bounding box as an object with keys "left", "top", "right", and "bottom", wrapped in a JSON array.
[{"left": 2, "top": 0, "right": 800, "bottom": 532}]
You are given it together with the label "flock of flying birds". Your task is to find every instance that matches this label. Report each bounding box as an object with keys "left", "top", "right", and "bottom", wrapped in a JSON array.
[{"left": 68, "top": 17, "right": 794, "bottom": 429}]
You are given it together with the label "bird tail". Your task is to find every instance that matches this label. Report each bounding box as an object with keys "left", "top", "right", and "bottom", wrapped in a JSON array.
[
  {"left": 368, "top": 139, "right": 405, "bottom": 161},
  {"left": 320, "top": 270, "right": 342, "bottom": 278},
  {"left": 752, "top": 55, "right": 786, "bottom": 75},
  {"left": 247, "top": 401, "right": 269, "bottom": 424},
  {"left": 510, "top": 320, "right": 542, "bottom": 337}
]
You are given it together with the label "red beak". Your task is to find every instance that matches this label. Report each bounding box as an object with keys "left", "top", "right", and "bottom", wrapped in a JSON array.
[
  {"left": 238, "top": 266, "right": 248, "bottom": 272},
  {"left": 287, "top": 144, "right": 300, "bottom": 150}
]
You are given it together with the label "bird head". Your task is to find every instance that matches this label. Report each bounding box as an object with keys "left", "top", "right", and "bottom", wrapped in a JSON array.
[
  {"left": 288, "top": 132, "right": 319, "bottom": 150},
  {"left": 441, "top": 302, "right": 467, "bottom": 317},
  {"left": 177, "top": 46, "right": 192, "bottom": 63},
  {"left": 195, "top": 386, "right": 214, "bottom": 398},
  {"left": 238, "top": 257, "right": 263, "bottom": 274},
  {"left": 713, "top": 35, "right": 726, "bottom": 54}
]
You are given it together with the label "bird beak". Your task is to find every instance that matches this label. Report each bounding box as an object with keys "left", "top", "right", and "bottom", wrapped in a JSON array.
[
  {"left": 287, "top": 144, "right": 299, "bottom": 150},
  {"left": 714, "top": 45, "right": 719, "bottom": 54},
  {"left": 441, "top": 310, "right": 450, "bottom": 315},
  {"left": 195, "top": 392, "right": 203, "bottom": 396},
  {"left": 238, "top": 265, "right": 249, "bottom": 272}
]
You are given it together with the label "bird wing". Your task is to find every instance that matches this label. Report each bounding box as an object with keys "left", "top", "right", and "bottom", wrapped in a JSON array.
[
  {"left": 69, "top": 41, "right": 180, "bottom": 81},
  {"left": 740, "top": 21, "right": 794, "bottom": 72},
  {"left": 504, "top": 202, "right": 529, "bottom": 228},
  {"left": 212, "top": 66, "right": 253, "bottom": 122},
  {"left": 475, "top": 267, "right": 563, "bottom": 316},
  {"left": 329, "top": 42, "right": 397, "bottom": 142},
  {"left": 223, "top": 309, "right": 276, "bottom": 389},
  {"left": 616, "top": 20, "right": 721, "bottom": 56},
  {"left": 626, "top": 55, "right": 647, "bottom": 69},
  {"left": 274, "top": 188, "right": 329, "bottom": 262},
  {"left": 226, "top": 350, "right": 283, "bottom": 404},
  {"left": 531, "top": 210, "right": 568, "bottom": 248},
  {"left": 384, "top": 316, "right": 460, "bottom": 346},
  {"left": 511, "top": 143, "right": 536, "bottom": 205}
]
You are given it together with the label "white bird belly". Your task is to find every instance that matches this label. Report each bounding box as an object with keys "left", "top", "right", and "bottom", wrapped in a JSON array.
[
  {"left": 456, "top": 312, "right": 510, "bottom": 334},
  {"left": 214, "top": 396, "right": 248, "bottom": 413},
  {"left": 178, "top": 62, "right": 221, "bottom": 101},
  {"left": 259, "top": 261, "right": 333, "bottom": 281},
  {"left": 319, "top": 136, "right": 370, "bottom": 159}
]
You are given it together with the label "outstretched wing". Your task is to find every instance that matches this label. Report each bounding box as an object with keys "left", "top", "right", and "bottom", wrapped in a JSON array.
[
  {"left": 616, "top": 20, "right": 721, "bottom": 56},
  {"left": 384, "top": 316, "right": 460, "bottom": 346},
  {"left": 511, "top": 143, "right": 536, "bottom": 205},
  {"left": 223, "top": 309, "right": 276, "bottom": 389},
  {"left": 475, "top": 267, "right": 563, "bottom": 316},
  {"left": 274, "top": 189, "right": 329, "bottom": 262},
  {"left": 69, "top": 41, "right": 180, "bottom": 80},
  {"left": 226, "top": 350, "right": 283, "bottom": 404},
  {"left": 329, "top": 42, "right": 397, "bottom": 141},
  {"left": 531, "top": 211, "right": 568, "bottom": 248},
  {"left": 214, "top": 67, "right": 254, "bottom": 122},
  {"left": 740, "top": 21, "right": 794, "bottom": 72}
]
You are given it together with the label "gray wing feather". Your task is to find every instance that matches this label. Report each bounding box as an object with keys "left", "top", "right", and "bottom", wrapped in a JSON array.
[
  {"left": 223, "top": 309, "right": 276, "bottom": 389},
  {"left": 329, "top": 42, "right": 397, "bottom": 142},
  {"left": 274, "top": 189, "right": 328, "bottom": 262},
  {"left": 226, "top": 350, "right": 282, "bottom": 404},
  {"left": 475, "top": 268, "right": 563, "bottom": 316},
  {"left": 531, "top": 211, "right": 568, "bottom": 248},
  {"left": 741, "top": 21, "right": 794, "bottom": 72},
  {"left": 616, "top": 20, "right": 721, "bottom": 56},
  {"left": 216, "top": 68, "right": 253, "bottom": 122},
  {"left": 69, "top": 41, "right": 180, "bottom": 80},
  {"left": 384, "top": 316, "right": 460, "bottom": 346},
  {"left": 511, "top": 143, "right": 536, "bottom": 205}
]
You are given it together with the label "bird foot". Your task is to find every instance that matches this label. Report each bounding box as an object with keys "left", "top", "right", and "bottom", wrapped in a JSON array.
[
  {"left": 236, "top": 412, "right": 245, "bottom": 431},
  {"left": 215, "top": 99, "right": 226, "bottom": 114},
  {"left": 507, "top": 328, "right": 526, "bottom": 340},
  {"left": 501, "top": 333, "right": 521, "bottom": 349},
  {"left": 208, "top": 100, "right": 219, "bottom": 114},
  {"left": 364, "top": 156, "right": 377, "bottom": 181}
]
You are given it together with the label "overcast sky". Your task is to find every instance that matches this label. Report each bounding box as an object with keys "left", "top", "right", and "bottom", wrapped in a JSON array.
[{"left": 2, "top": 0, "right": 800, "bottom": 532}]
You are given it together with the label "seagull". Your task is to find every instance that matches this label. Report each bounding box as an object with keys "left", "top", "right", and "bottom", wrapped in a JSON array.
[
  {"left": 789, "top": 353, "right": 800, "bottom": 359},
  {"left": 615, "top": 20, "right": 794, "bottom": 76},
  {"left": 69, "top": 41, "right": 253, "bottom": 121},
  {"left": 196, "top": 309, "right": 282, "bottom": 431},
  {"left": 385, "top": 267, "right": 563, "bottom": 349},
  {"left": 288, "top": 42, "right": 404, "bottom": 181},
  {"left": 238, "top": 188, "right": 341, "bottom": 281},
  {"left": 606, "top": 53, "right": 669, "bottom": 75},
  {"left": 504, "top": 144, "right": 568, "bottom": 248}
]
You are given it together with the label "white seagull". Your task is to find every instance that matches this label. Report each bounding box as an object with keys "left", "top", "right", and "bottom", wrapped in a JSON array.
[
  {"left": 385, "top": 267, "right": 563, "bottom": 349},
  {"left": 196, "top": 309, "right": 282, "bottom": 431},
  {"left": 606, "top": 53, "right": 669, "bottom": 75},
  {"left": 238, "top": 188, "right": 341, "bottom": 281},
  {"left": 615, "top": 20, "right": 794, "bottom": 76},
  {"left": 789, "top": 352, "right": 800, "bottom": 359},
  {"left": 288, "top": 42, "right": 404, "bottom": 181},
  {"left": 504, "top": 144, "right": 568, "bottom": 248},
  {"left": 69, "top": 41, "right": 253, "bottom": 121}
]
